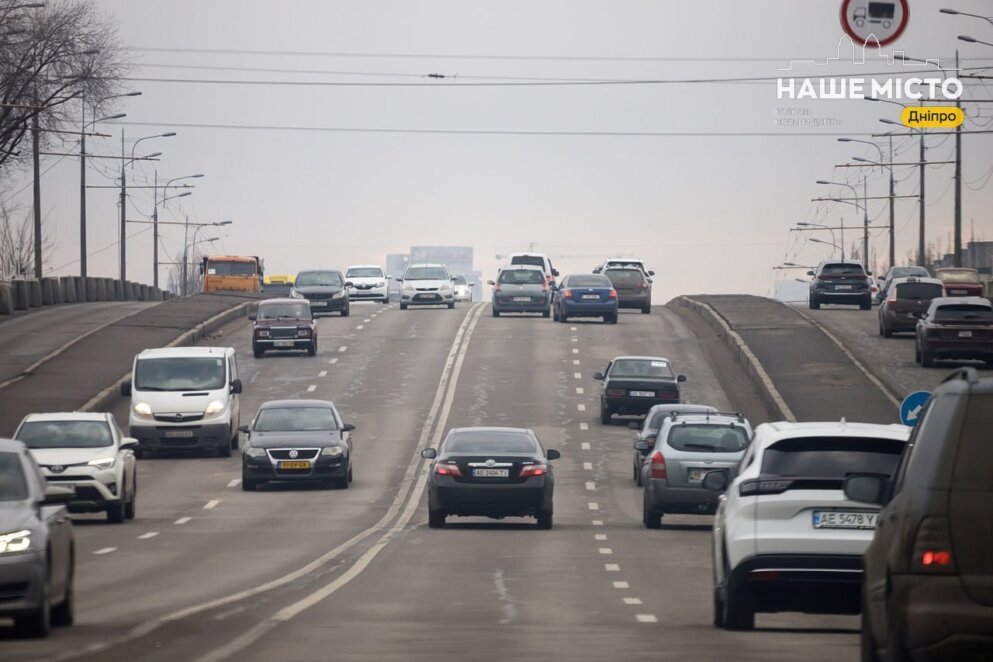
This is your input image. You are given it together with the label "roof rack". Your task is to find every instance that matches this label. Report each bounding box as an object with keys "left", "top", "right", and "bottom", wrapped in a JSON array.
[{"left": 942, "top": 367, "right": 980, "bottom": 385}]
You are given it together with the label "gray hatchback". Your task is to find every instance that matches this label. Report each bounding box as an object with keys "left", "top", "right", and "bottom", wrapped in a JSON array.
[{"left": 489, "top": 265, "right": 551, "bottom": 317}]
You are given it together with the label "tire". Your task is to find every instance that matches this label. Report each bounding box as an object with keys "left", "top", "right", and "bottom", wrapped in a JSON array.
[
  {"left": 606, "top": 314, "right": 618, "bottom": 324},
  {"left": 552, "top": 307, "right": 560, "bottom": 322},
  {"left": 810, "top": 296, "right": 821, "bottom": 310},
  {"left": 336, "top": 464, "right": 351, "bottom": 489},
  {"left": 860, "top": 297, "right": 872, "bottom": 311},
  {"left": 633, "top": 460, "right": 640, "bottom": 483},
  {"left": 448, "top": 302, "right": 455, "bottom": 309},
  {"left": 883, "top": 600, "right": 911, "bottom": 662},
  {"left": 642, "top": 490, "right": 662, "bottom": 529},
  {"left": 723, "top": 573, "right": 755, "bottom": 631},
  {"left": 428, "top": 509, "right": 446, "bottom": 529},
  {"left": 492, "top": 308, "right": 500, "bottom": 317},
  {"left": 341, "top": 306, "right": 349, "bottom": 317},
  {"left": 600, "top": 407, "right": 611, "bottom": 425},
  {"left": 348, "top": 464, "right": 353, "bottom": 484},
  {"left": 218, "top": 441, "right": 232, "bottom": 458},
  {"left": 51, "top": 563, "right": 74, "bottom": 628},
  {"left": 242, "top": 477, "right": 260, "bottom": 491},
  {"left": 641, "top": 304, "right": 651, "bottom": 314},
  {"left": 881, "top": 321, "right": 892, "bottom": 338},
  {"left": 536, "top": 508, "right": 553, "bottom": 530},
  {"left": 542, "top": 308, "right": 550, "bottom": 318},
  {"left": 559, "top": 312, "right": 568, "bottom": 323},
  {"left": 15, "top": 582, "right": 50, "bottom": 638},
  {"left": 400, "top": 303, "right": 408, "bottom": 310},
  {"left": 106, "top": 498, "right": 125, "bottom": 524},
  {"left": 253, "top": 345, "right": 263, "bottom": 359},
  {"left": 124, "top": 478, "right": 136, "bottom": 520},
  {"left": 914, "top": 342, "right": 921, "bottom": 363},
  {"left": 307, "top": 341, "right": 317, "bottom": 357},
  {"left": 713, "top": 586, "right": 726, "bottom": 628},
  {"left": 860, "top": 596, "right": 882, "bottom": 662},
  {"left": 921, "top": 345, "right": 935, "bottom": 368}
]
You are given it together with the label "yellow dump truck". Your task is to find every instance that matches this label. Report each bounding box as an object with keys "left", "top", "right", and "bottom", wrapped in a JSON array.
[{"left": 201, "top": 256, "right": 264, "bottom": 293}]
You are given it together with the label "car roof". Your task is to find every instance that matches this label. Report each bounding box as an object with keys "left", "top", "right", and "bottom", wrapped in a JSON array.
[
  {"left": 930, "top": 296, "right": 991, "bottom": 307},
  {"left": 259, "top": 297, "right": 306, "bottom": 304},
  {"left": 818, "top": 260, "right": 865, "bottom": 267},
  {"left": 604, "top": 257, "right": 644, "bottom": 262},
  {"left": 138, "top": 347, "right": 232, "bottom": 358},
  {"left": 509, "top": 252, "right": 548, "bottom": 258},
  {"left": 21, "top": 412, "right": 109, "bottom": 422},
  {"left": 447, "top": 426, "right": 534, "bottom": 435},
  {"left": 753, "top": 421, "right": 910, "bottom": 449},
  {"left": 407, "top": 263, "right": 446, "bottom": 268},
  {"left": 890, "top": 276, "right": 944, "bottom": 288},
  {"left": 663, "top": 413, "right": 748, "bottom": 426},
  {"left": 611, "top": 355, "right": 672, "bottom": 363},
  {"left": 345, "top": 265, "right": 383, "bottom": 269},
  {"left": 501, "top": 264, "right": 545, "bottom": 271},
  {"left": 647, "top": 403, "right": 717, "bottom": 415},
  {"left": 296, "top": 269, "right": 342, "bottom": 274},
  {"left": 258, "top": 399, "right": 336, "bottom": 410}
]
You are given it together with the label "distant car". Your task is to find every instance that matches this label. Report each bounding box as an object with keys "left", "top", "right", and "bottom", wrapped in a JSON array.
[
  {"left": 594, "top": 356, "right": 687, "bottom": 425},
  {"left": 875, "top": 265, "right": 930, "bottom": 304},
  {"left": 630, "top": 403, "right": 718, "bottom": 485},
  {"left": 508, "top": 252, "right": 559, "bottom": 288},
  {"left": 707, "top": 421, "right": 910, "bottom": 630},
  {"left": 916, "top": 297, "right": 993, "bottom": 367},
  {"left": 397, "top": 263, "right": 456, "bottom": 310},
  {"left": 640, "top": 412, "right": 752, "bottom": 528},
  {"left": 808, "top": 260, "right": 873, "bottom": 310},
  {"left": 344, "top": 265, "right": 389, "bottom": 304},
  {"left": 594, "top": 257, "right": 654, "bottom": 278},
  {"left": 291, "top": 270, "right": 350, "bottom": 317},
  {"left": 251, "top": 298, "right": 317, "bottom": 358},
  {"left": 452, "top": 274, "right": 474, "bottom": 303},
  {"left": 261, "top": 274, "right": 295, "bottom": 298},
  {"left": 13, "top": 413, "right": 138, "bottom": 523},
  {"left": 603, "top": 267, "right": 652, "bottom": 314},
  {"left": 878, "top": 276, "right": 945, "bottom": 337},
  {"left": 848, "top": 367, "right": 993, "bottom": 660},
  {"left": 0, "top": 439, "right": 75, "bottom": 638},
  {"left": 421, "top": 427, "right": 560, "bottom": 529},
  {"left": 551, "top": 273, "right": 618, "bottom": 324},
  {"left": 935, "top": 267, "right": 985, "bottom": 298},
  {"left": 240, "top": 399, "right": 355, "bottom": 491},
  {"left": 489, "top": 265, "right": 551, "bottom": 317}
]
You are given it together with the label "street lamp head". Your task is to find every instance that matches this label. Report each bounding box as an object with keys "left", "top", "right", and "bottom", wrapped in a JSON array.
[
  {"left": 191, "top": 173, "right": 205, "bottom": 178},
  {"left": 205, "top": 237, "right": 219, "bottom": 243},
  {"left": 837, "top": 138, "right": 852, "bottom": 142},
  {"left": 217, "top": 220, "right": 232, "bottom": 226},
  {"left": 815, "top": 180, "right": 831, "bottom": 185},
  {"left": 940, "top": 8, "right": 960, "bottom": 15},
  {"left": 160, "top": 132, "right": 177, "bottom": 138},
  {"left": 879, "top": 118, "right": 899, "bottom": 125},
  {"left": 99, "top": 113, "right": 126, "bottom": 122},
  {"left": 145, "top": 152, "right": 162, "bottom": 159},
  {"left": 124, "top": 91, "right": 142, "bottom": 97},
  {"left": 176, "top": 192, "right": 192, "bottom": 198},
  {"left": 853, "top": 156, "right": 869, "bottom": 162},
  {"left": 958, "top": 34, "right": 978, "bottom": 43}
]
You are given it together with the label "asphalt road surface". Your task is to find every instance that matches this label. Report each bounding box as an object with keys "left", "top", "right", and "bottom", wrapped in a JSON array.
[{"left": 1, "top": 300, "right": 875, "bottom": 661}]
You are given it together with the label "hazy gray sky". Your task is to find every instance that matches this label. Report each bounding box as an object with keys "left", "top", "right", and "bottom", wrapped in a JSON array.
[{"left": 8, "top": 0, "right": 993, "bottom": 300}]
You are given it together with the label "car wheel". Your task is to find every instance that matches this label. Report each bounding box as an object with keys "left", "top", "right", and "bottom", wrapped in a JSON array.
[
  {"left": 914, "top": 342, "right": 921, "bottom": 363},
  {"left": 542, "top": 307, "right": 550, "bottom": 318},
  {"left": 218, "top": 441, "right": 232, "bottom": 458},
  {"left": 712, "top": 585, "right": 726, "bottom": 628},
  {"left": 600, "top": 407, "right": 611, "bottom": 425},
  {"left": 860, "top": 594, "right": 882, "bottom": 662},
  {"left": 428, "top": 509, "right": 446, "bottom": 528},
  {"left": 253, "top": 345, "right": 263, "bottom": 359},
  {"left": 348, "top": 464, "right": 353, "bottom": 483},
  {"left": 810, "top": 296, "right": 820, "bottom": 310},
  {"left": 448, "top": 302, "right": 455, "bottom": 309},
  {"left": 860, "top": 297, "right": 872, "bottom": 311},
  {"left": 231, "top": 429, "right": 240, "bottom": 451},
  {"left": 883, "top": 600, "right": 911, "bottom": 662},
  {"left": 15, "top": 581, "right": 50, "bottom": 638},
  {"left": 642, "top": 491, "right": 662, "bottom": 529},
  {"left": 51, "top": 560, "right": 74, "bottom": 627},
  {"left": 723, "top": 572, "right": 755, "bottom": 631},
  {"left": 341, "top": 306, "right": 350, "bottom": 317},
  {"left": 124, "top": 479, "right": 136, "bottom": 520},
  {"left": 492, "top": 308, "right": 500, "bottom": 317},
  {"left": 635, "top": 462, "right": 643, "bottom": 486},
  {"left": 921, "top": 344, "right": 935, "bottom": 367},
  {"left": 307, "top": 341, "right": 317, "bottom": 357},
  {"left": 559, "top": 312, "right": 568, "bottom": 323},
  {"left": 400, "top": 303, "right": 408, "bottom": 310},
  {"left": 107, "top": 498, "right": 126, "bottom": 524},
  {"left": 242, "top": 476, "right": 259, "bottom": 491},
  {"left": 633, "top": 460, "right": 640, "bottom": 483},
  {"left": 641, "top": 304, "right": 651, "bottom": 314},
  {"left": 536, "top": 508, "right": 553, "bottom": 530},
  {"left": 552, "top": 307, "right": 560, "bottom": 322}
]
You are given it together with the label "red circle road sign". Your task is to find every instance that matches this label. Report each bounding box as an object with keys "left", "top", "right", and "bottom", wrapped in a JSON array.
[{"left": 840, "top": 0, "right": 909, "bottom": 47}]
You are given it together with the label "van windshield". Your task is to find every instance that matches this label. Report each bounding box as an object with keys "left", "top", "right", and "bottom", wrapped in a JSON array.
[
  {"left": 510, "top": 256, "right": 545, "bottom": 270},
  {"left": 135, "top": 357, "right": 227, "bottom": 391}
]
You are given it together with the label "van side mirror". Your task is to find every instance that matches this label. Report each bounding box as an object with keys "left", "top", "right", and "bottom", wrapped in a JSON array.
[
  {"left": 120, "top": 381, "right": 132, "bottom": 397},
  {"left": 420, "top": 448, "right": 437, "bottom": 459},
  {"left": 702, "top": 470, "right": 728, "bottom": 492},
  {"left": 843, "top": 474, "right": 888, "bottom": 505},
  {"left": 551, "top": 269, "right": 560, "bottom": 277},
  {"left": 230, "top": 379, "right": 243, "bottom": 394},
  {"left": 806, "top": 270, "right": 816, "bottom": 277},
  {"left": 627, "top": 421, "right": 641, "bottom": 430},
  {"left": 345, "top": 281, "right": 354, "bottom": 288},
  {"left": 648, "top": 270, "right": 656, "bottom": 276},
  {"left": 120, "top": 438, "right": 139, "bottom": 450},
  {"left": 342, "top": 423, "right": 356, "bottom": 432},
  {"left": 546, "top": 449, "right": 561, "bottom": 460},
  {"left": 394, "top": 277, "right": 403, "bottom": 282},
  {"left": 248, "top": 313, "right": 257, "bottom": 321},
  {"left": 486, "top": 280, "right": 495, "bottom": 286}
]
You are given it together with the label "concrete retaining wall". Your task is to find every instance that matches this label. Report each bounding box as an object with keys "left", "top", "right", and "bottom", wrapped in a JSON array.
[
  {"left": 0, "top": 282, "right": 12, "bottom": 315},
  {"left": 0, "top": 276, "right": 173, "bottom": 317},
  {"left": 28, "top": 280, "right": 42, "bottom": 307}
]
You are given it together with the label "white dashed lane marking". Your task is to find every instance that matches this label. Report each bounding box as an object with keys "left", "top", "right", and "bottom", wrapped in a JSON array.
[
  {"left": 576, "top": 387, "right": 584, "bottom": 395},
  {"left": 604, "top": 564, "right": 620, "bottom": 572},
  {"left": 570, "top": 326, "right": 577, "bottom": 331},
  {"left": 307, "top": 385, "right": 317, "bottom": 392},
  {"left": 93, "top": 547, "right": 116, "bottom": 555},
  {"left": 613, "top": 581, "right": 629, "bottom": 589},
  {"left": 227, "top": 479, "right": 241, "bottom": 488},
  {"left": 572, "top": 348, "right": 579, "bottom": 354},
  {"left": 587, "top": 502, "right": 599, "bottom": 510},
  {"left": 595, "top": 534, "right": 607, "bottom": 541},
  {"left": 363, "top": 318, "right": 371, "bottom": 323},
  {"left": 581, "top": 442, "right": 591, "bottom": 450},
  {"left": 583, "top": 462, "right": 593, "bottom": 470},
  {"left": 577, "top": 404, "right": 586, "bottom": 412},
  {"left": 338, "top": 346, "right": 347, "bottom": 353},
  {"left": 585, "top": 481, "right": 596, "bottom": 491},
  {"left": 203, "top": 500, "right": 220, "bottom": 510},
  {"left": 574, "top": 372, "right": 582, "bottom": 379},
  {"left": 356, "top": 325, "right": 364, "bottom": 330},
  {"left": 580, "top": 423, "right": 589, "bottom": 431},
  {"left": 598, "top": 548, "right": 613, "bottom": 555},
  {"left": 636, "top": 614, "right": 658, "bottom": 623},
  {"left": 328, "top": 358, "right": 338, "bottom": 365},
  {"left": 624, "top": 598, "right": 644, "bottom": 605},
  {"left": 591, "top": 520, "right": 604, "bottom": 526},
  {"left": 138, "top": 532, "right": 159, "bottom": 540},
  {"left": 318, "top": 370, "right": 327, "bottom": 377},
  {"left": 174, "top": 517, "right": 192, "bottom": 525},
  {"left": 573, "top": 359, "right": 580, "bottom": 365}
]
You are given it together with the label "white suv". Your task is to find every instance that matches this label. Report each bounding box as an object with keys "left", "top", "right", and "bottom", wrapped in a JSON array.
[
  {"left": 344, "top": 265, "right": 389, "bottom": 303},
  {"left": 14, "top": 412, "right": 139, "bottom": 523},
  {"left": 705, "top": 421, "right": 909, "bottom": 630},
  {"left": 397, "top": 263, "right": 456, "bottom": 310}
]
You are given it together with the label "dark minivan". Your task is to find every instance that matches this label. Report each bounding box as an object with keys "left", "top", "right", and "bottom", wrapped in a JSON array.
[{"left": 845, "top": 368, "right": 993, "bottom": 661}]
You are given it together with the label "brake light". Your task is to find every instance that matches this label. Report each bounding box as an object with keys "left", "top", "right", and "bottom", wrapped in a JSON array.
[
  {"left": 609, "top": 289, "right": 617, "bottom": 299},
  {"left": 493, "top": 284, "right": 502, "bottom": 293},
  {"left": 606, "top": 388, "right": 626, "bottom": 396},
  {"left": 887, "top": 296, "right": 896, "bottom": 305},
  {"left": 912, "top": 517, "right": 957, "bottom": 574},
  {"left": 434, "top": 463, "right": 462, "bottom": 477},
  {"left": 639, "top": 281, "right": 649, "bottom": 289},
  {"left": 562, "top": 289, "right": 573, "bottom": 299},
  {"left": 519, "top": 463, "right": 547, "bottom": 478},
  {"left": 649, "top": 451, "right": 667, "bottom": 479},
  {"left": 739, "top": 478, "right": 793, "bottom": 496}
]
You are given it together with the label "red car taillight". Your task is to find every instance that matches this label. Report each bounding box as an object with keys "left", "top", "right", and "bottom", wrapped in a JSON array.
[
  {"left": 435, "top": 463, "right": 462, "bottom": 477},
  {"left": 639, "top": 281, "right": 649, "bottom": 289},
  {"left": 609, "top": 289, "right": 617, "bottom": 299},
  {"left": 606, "top": 388, "right": 626, "bottom": 396},
  {"left": 494, "top": 285, "right": 502, "bottom": 292},
  {"left": 519, "top": 463, "right": 547, "bottom": 478},
  {"left": 912, "top": 516, "right": 957, "bottom": 574},
  {"left": 649, "top": 451, "right": 667, "bottom": 479}
]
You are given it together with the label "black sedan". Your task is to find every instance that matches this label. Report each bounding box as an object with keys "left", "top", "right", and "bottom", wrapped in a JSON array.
[
  {"left": 594, "top": 355, "right": 687, "bottom": 425},
  {"left": 291, "top": 269, "right": 350, "bottom": 317},
  {"left": 421, "top": 427, "right": 560, "bottom": 529},
  {"left": 240, "top": 400, "right": 355, "bottom": 490}
]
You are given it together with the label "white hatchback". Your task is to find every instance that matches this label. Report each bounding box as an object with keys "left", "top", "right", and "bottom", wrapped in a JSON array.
[
  {"left": 706, "top": 421, "right": 909, "bottom": 630},
  {"left": 344, "top": 265, "right": 389, "bottom": 303}
]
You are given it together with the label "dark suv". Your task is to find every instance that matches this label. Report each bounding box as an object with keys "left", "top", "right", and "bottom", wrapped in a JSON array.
[
  {"left": 844, "top": 368, "right": 993, "bottom": 661},
  {"left": 878, "top": 276, "right": 945, "bottom": 337},
  {"left": 808, "top": 260, "right": 873, "bottom": 310},
  {"left": 916, "top": 297, "right": 993, "bottom": 367},
  {"left": 251, "top": 298, "right": 317, "bottom": 357}
]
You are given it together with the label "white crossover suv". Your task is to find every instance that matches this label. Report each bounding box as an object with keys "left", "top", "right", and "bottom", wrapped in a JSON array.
[
  {"left": 705, "top": 421, "right": 910, "bottom": 630},
  {"left": 14, "top": 412, "right": 139, "bottom": 523},
  {"left": 344, "top": 265, "right": 389, "bottom": 304}
]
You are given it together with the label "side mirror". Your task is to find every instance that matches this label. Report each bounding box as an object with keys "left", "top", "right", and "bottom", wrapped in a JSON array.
[
  {"left": 677, "top": 374, "right": 687, "bottom": 383},
  {"left": 806, "top": 270, "right": 816, "bottom": 277},
  {"left": 451, "top": 276, "right": 457, "bottom": 282},
  {"left": 486, "top": 280, "right": 495, "bottom": 286},
  {"left": 394, "top": 277, "right": 403, "bottom": 282},
  {"left": 342, "top": 423, "right": 356, "bottom": 432},
  {"left": 120, "top": 381, "right": 132, "bottom": 397},
  {"left": 546, "top": 448, "right": 561, "bottom": 460},
  {"left": 468, "top": 283, "right": 475, "bottom": 288},
  {"left": 551, "top": 269, "right": 560, "bottom": 277},
  {"left": 42, "top": 486, "right": 75, "bottom": 505},
  {"left": 345, "top": 281, "right": 354, "bottom": 288},
  {"left": 420, "top": 448, "right": 437, "bottom": 459},
  {"left": 627, "top": 421, "right": 641, "bottom": 430},
  {"left": 843, "top": 474, "right": 888, "bottom": 505},
  {"left": 230, "top": 379, "right": 243, "bottom": 394},
  {"left": 248, "top": 313, "right": 257, "bottom": 321},
  {"left": 648, "top": 270, "right": 656, "bottom": 276},
  {"left": 238, "top": 425, "right": 250, "bottom": 434},
  {"left": 634, "top": 441, "right": 650, "bottom": 452},
  {"left": 592, "top": 372, "right": 605, "bottom": 381},
  {"left": 120, "top": 437, "right": 139, "bottom": 450},
  {"left": 702, "top": 470, "right": 729, "bottom": 492}
]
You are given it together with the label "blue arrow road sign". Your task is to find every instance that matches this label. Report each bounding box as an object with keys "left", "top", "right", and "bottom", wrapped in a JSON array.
[{"left": 900, "top": 391, "right": 931, "bottom": 426}]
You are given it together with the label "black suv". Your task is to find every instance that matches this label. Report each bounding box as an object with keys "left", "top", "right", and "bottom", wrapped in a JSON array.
[
  {"left": 808, "top": 260, "right": 873, "bottom": 310},
  {"left": 844, "top": 368, "right": 993, "bottom": 661}
]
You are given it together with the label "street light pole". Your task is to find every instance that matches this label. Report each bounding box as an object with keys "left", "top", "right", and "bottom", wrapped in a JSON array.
[
  {"left": 32, "top": 113, "right": 41, "bottom": 279},
  {"left": 119, "top": 131, "right": 174, "bottom": 283},
  {"left": 841, "top": 136, "right": 894, "bottom": 269},
  {"left": 954, "top": 49, "right": 963, "bottom": 266}
]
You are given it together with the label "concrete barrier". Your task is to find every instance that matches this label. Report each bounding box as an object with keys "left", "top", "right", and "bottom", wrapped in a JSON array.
[
  {"left": 85, "top": 277, "right": 98, "bottom": 302},
  {"left": 139, "top": 284, "right": 149, "bottom": 301},
  {"left": 28, "top": 280, "right": 42, "bottom": 307},
  {"left": 13, "top": 280, "right": 29, "bottom": 310},
  {"left": 97, "top": 278, "right": 110, "bottom": 301},
  {"left": 60, "top": 277, "right": 76, "bottom": 304},
  {"left": 0, "top": 282, "right": 12, "bottom": 315},
  {"left": 129, "top": 283, "right": 139, "bottom": 300},
  {"left": 40, "top": 278, "right": 55, "bottom": 305},
  {"left": 73, "top": 277, "right": 86, "bottom": 303},
  {"left": 122, "top": 280, "right": 132, "bottom": 301},
  {"left": 112, "top": 280, "right": 123, "bottom": 301}
]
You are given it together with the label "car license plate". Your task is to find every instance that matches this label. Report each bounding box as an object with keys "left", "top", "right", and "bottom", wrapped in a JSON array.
[
  {"left": 688, "top": 468, "right": 709, "bottom": 482},
  {"left": 582, "top": 294, "right": 600, "bottom": 300},
  {"left": 310, "top": 301, "right": 328, "bottom": 307},
  {"left": 164, "top": 430, "right": 194, "bottom": 438},
  {"left": 513, "top": 297, "right": 530, "bottom": 302},
  {"left": 960, "top": 330, "right": 973, "bottom": 338},
  {"left": 835, "top": 285, "right": 852, "bottom": 290},
  {"left": 812, "top": 511, "right": 877, "bottom": 529},
  {"left": 630, "top": 391, "right": 655, "bottom": 397},
  {"left": 278, "top": 461, "right": 311, "bottom": 470},
  {"left": 951, "top": 289, "right": 967, "bottom": 295},
  {"left": 274, "top": 340, "right": 295, "bottom": 347},
  {"left": 472, "top": 468, "right": 509, "bottom": 478}
]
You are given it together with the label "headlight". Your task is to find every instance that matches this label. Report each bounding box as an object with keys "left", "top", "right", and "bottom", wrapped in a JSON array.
[
  {"left": 440, "top": 282, "right": 453, "bottom": 291},
  {"left": 134, "top": 402, "right": 153, "bottom": 417},
  {"left": 321, "top": 446, "right": 344, "bottom": 457},
  {"left": 297, "top": 328, "right": 312, "bottom": 337},
  {"left": 256, "top": 329, "right": 271, "bottom": 338},
  {"left": 0, "top": 530, "right": 31, "bottom": 554},
  {"left": 403, "top": 283, "right": 415, "bottom": 292},
  {"left": 87, "top": 457, "right": 116, "bottom": 470},
  {"left": 245, "top": 446, "right": 266, "bottom": 458},
  {"left": 376, "top": 281, "right": 386, "bottom": 288},
  {"left": 332, "top": 290, "right": 345, "bottom": 299},
  {"left": 290, "top": 289, "right": 304, "bottom": 299},
  {"left": 205, "top": 400, "right": 225, "bottom": 415}
]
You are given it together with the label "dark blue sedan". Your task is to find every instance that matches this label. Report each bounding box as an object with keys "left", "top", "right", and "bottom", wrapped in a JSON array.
[{"left": 552, "top": 274, "right": 619, "bottom": 324}]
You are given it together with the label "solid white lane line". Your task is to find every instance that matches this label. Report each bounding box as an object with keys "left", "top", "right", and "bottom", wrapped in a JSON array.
[
  {"left": 585, "top": 481, "right": 596, "bottom": 491},
  {"left": 227, "top": 479, "right": 241, "bottom": 488},
  {"left": 138, "top": 532, "right": 159, "bottom": 540},
  {"left": 574, "top": 372, "right": 582, "bottom": 379},
  {"left": 577, "top": 404, "right": 586, "bottom": 411},
  {"left": 613, "top": 581, "right": 630, "bottom": 589},
  {"left": 356, "top": 325, "right": 364, "bottom": 330},
  {"left": 605, "top": 564, "right": 620, "bottom": 572},
  {"left": 174, "top": 517, "right": 192, "bottom": 525},
  {"left": 583, "top": 462, "right": 593, "bottom": 470},
  {"left": 93, "top": 547, "right": 116, "bottom": 555},
  {"left": 636, "top": 614, "right": 658, "bottom": 623},
  {"left": 624, "top": 598, "right": 644, "bottom": 605},
  {"left": 580, "top": 422, "right": 589, "bottom": 430},
  {"left": 581, "top": 442, "right": 591, "bottom": 450},
  {"left": 338, "top": 346, "right": 347, "bottom": 353},
  {"left": 328, "top": 358, "right": 338, "bottom": 365},
  {"left": 595, "top": 534, "right": 607, "bottom": 541},
  {"left": 599, "top": 548, "right": 613, "bottom": 555},
  {"left": 591, "top": 520, "right": 604, "bottom": 526},
  {"left": 203, "top": 500, "right": 220, "bottom": 510},
  {"left": 307, "top": 385, "right": 317, "bottom": 392},
  {"left": 318, "top": 370, "right": 327, "bottom": 377},
  {"left": 588, "top": 502, "right": 599, "bottom": 510},
  {"left": 576, "top": 387, "right": 584, "bottom": 394}
]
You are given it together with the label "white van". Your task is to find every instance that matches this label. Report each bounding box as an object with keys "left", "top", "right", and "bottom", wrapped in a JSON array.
[
  {"left": 509, "top": 253, "right": 559, "bottom": 286},
  {"left": 121, "top": 346, "right": 242, "bottom": 457}
]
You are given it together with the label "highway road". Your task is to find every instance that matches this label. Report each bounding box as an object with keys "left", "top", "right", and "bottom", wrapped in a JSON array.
[{"left": 1, "top": 300, "right": 884, "bottom": 661}]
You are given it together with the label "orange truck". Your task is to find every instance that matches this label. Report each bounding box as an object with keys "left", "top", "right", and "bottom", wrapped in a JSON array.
[{"left": 201, "top": 255, "right": 264, "bottom": 293}]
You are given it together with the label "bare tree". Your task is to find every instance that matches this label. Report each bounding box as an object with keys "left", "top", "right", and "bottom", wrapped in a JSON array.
[
  {"left": 166, "top": 248, "right": 204, "bottom": 296},
  {"left": 0, "top": 193, "right": 53, "bottom": 277},
  {"left": 0, "top": 0, "right": 125, "bottom": 172}
]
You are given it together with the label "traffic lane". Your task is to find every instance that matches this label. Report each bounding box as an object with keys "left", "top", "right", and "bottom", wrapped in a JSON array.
[
  {"left": 797, "top": 304, "right": 989, "bottom": 398},
  {"left": 236, "top": 308, "right": 856, "bottom": 661},
  {"left": 0, "top": 302, "right": 155, "bottom": 384},
  {"left": 0, "top": 303, "right": 472, "bottom": 658}
]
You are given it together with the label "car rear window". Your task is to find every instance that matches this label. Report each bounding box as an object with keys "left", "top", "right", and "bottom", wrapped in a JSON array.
[
  {"left": 934, "top": 305, "right": 993, "bottom": 323},
  {"left": 895, "top": 283, "right": 943, "bottom": 300},
  {"left": 610, "top": 359, "right": 674, "bottom": 379},
  {"left": 499, "top": 269, "right": 544, "bottom": 285},
  {"left": 346, "top": 267, "right": 383, "bottom": 278},
  {"left": 890, "top": 267, "right": 929, "bottom": 279},
  {"left": 444, "top": 431, "right": 538, "bottom": 454},
  {"left": 296, "top": 271, "right": 343, "bottom": 287},
  {"left": 951, "top": 395, "right": 993, "bottom": 491},
  {"left": 820, "top": 264, "right": 866, "bottom": 277},
  {"left": 0, "top": 453, "right": 28, "bottom": 501},
  {"left": 567, "top": 275, "right": 611, "bottom": 288},
  {"left": 510, "top": 256, "right": 545, "bottom": 269},
  {"left": 604, "top": 269, "right": 645, "bottom": 285},
  {"left": 667, "top": 425, "right": 749, "bottom": 453},
  {"left": 761, "top": 437, "right": 904, "bottom": 478}
]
